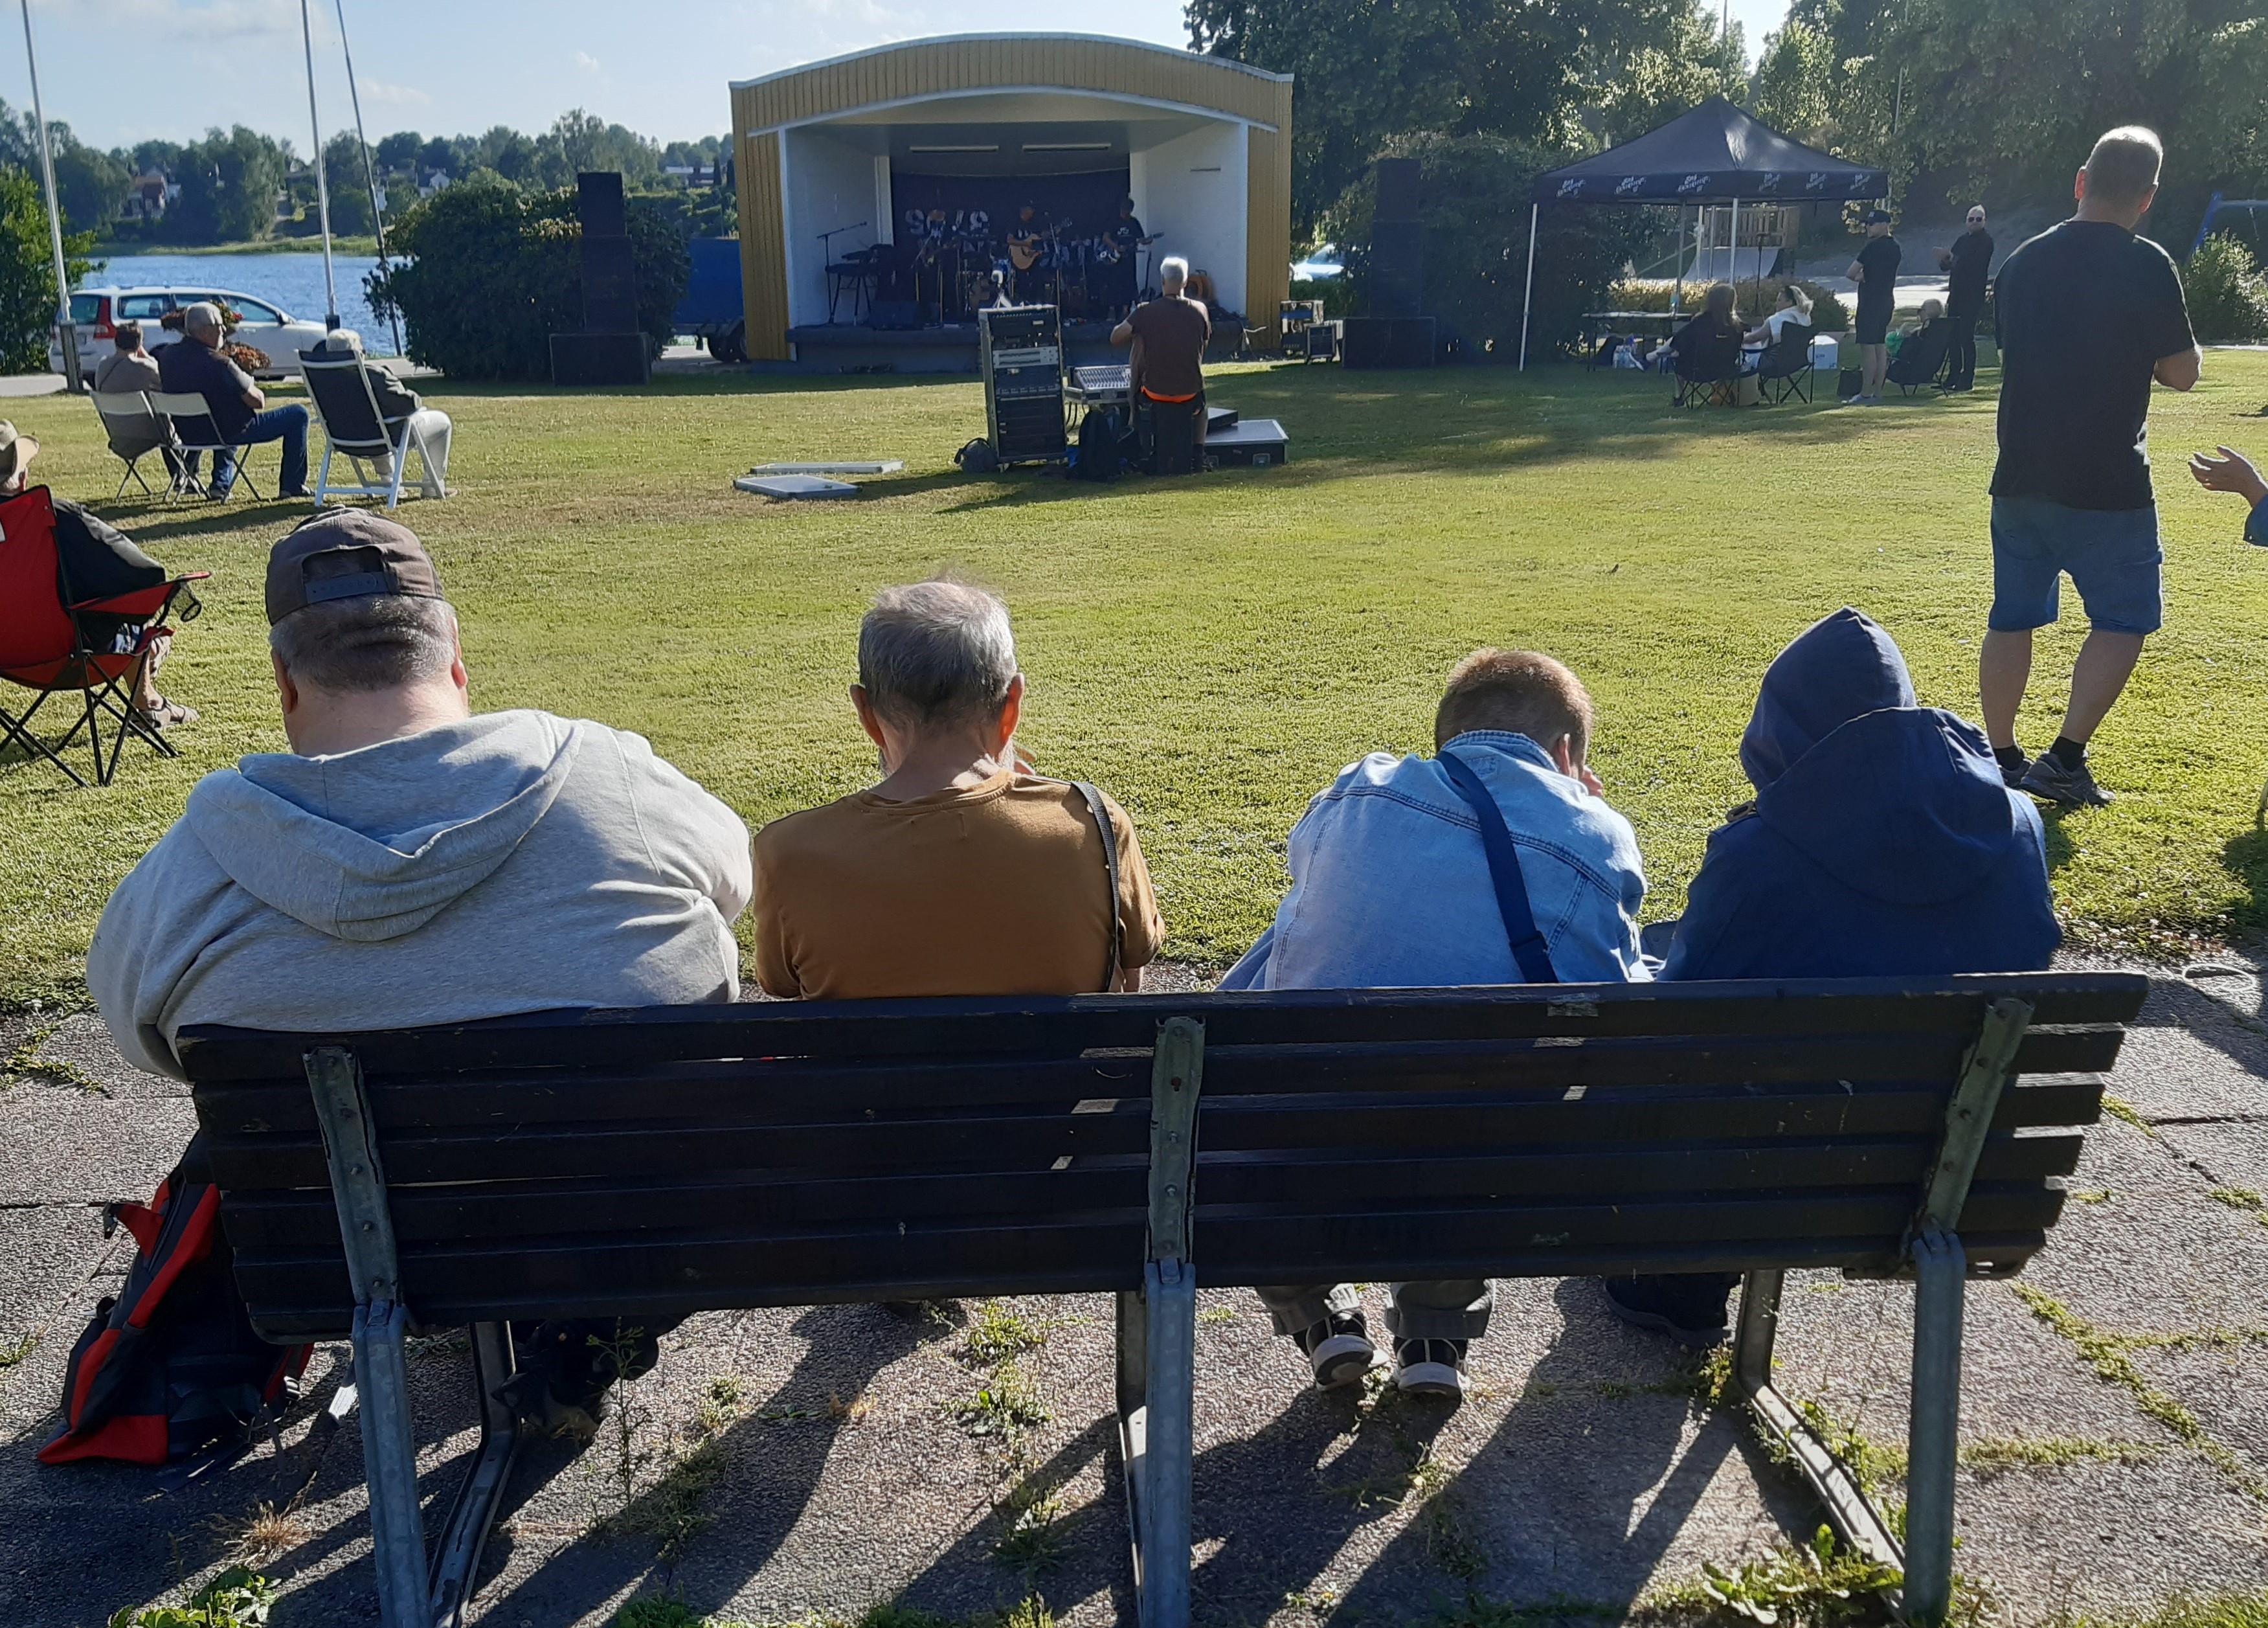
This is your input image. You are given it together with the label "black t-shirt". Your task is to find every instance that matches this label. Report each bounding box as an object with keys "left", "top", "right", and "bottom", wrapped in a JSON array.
[
  {"left": 1854, "top": 234, "right": 1901, "bottom": 310},
  {"left": 1946, "top": 230, "right": 1994, "bottom": 317},
  {"left": 53, "top": 496, "right": 167, "bottom": 646},
  {"left": 1991, "top": 220, "right": 2195, "bottom": 512}
]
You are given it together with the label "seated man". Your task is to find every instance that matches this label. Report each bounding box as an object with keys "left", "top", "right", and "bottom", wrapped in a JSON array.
[
  {"left": 0, "top": 420, "right": 195, "bottom": 727},
  {"left": 91, "top": 322, "right": 185, "bottom": 479},
  {"left": 155, "top": 300, "right": 309, "bottom": 500},
  {"left": 1111, "top": 255, "right": 1211, "bottom": 469},
  {"left": 2189, "top": 444, "right": 2268, "bottom": 546},
  {"left": 1220, "top": 649, "right": 1650, "bottom": 1397},
  {"left": 1611, "top": 607, "right": 2059, "bottom": 1346},
  {"left": 752, "top": 578, "right": 1161, "bottom": 999},
  {"left": 90, "top": 510, "right": 752, "bottom": 1426},
  {"left": 313, "top": 328, "right": 453, "bottom": 497}
]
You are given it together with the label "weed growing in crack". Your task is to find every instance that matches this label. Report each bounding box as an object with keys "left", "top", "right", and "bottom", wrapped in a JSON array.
[
  {"left": 209, "top": 1500, "right": 310, "bottom": 1566},
  {"left": 949, "top": 1361, "right": 1050, "bottom": 1439},
  {"left": 2101, "top": 1095, "right": 2157, "bottom": 1136},
  {"left": 961, "top": 1300, "right": 1048, "bottom": 1366},
  {"left": 1197, "top": 1304, "right": 1240, "bottom": 1324},
  {"left": 2013, "top": 1282, "right": 2268, "bottom": 1502},
  {"left": 1672, "top": 1525, "right": 1905, "bottom": 1625},
  {"left": 3, "top": 1019, "right": 109, "bottom": 1096},
  {"left": 618, "top": 1374, "right": 749, "bottom": 1563},
  {"left": 991, "top": 1472, "right": 1069, "bottom": 1575},
  {"left": 0, "top": 1331, "right": 38, "bottom": 1371},
  {"left": 107, "top": 1566, "right": 278, "bottom": 1628}
]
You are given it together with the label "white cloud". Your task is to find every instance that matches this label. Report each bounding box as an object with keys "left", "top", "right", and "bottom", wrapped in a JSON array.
[
  {"left": 358, "top": 77, "right": 432, "bottom": 106},
  {"left": 575, "top": 49, "right": 600, "bottom": 73},
  {"left": 66, "top": 0, "right": 308, "bottom": 44}
]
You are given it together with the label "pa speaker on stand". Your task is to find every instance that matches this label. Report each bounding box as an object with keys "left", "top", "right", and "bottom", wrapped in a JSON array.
[{"left": 1343, "top": 157, "right": 1435, "bottom": 370}]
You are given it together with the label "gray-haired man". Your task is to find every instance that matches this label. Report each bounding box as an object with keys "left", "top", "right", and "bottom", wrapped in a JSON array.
[
  {"left": 315, "top": 328, "right": 454, "bottom": 497},
  {"left": 155, "top": 300, "right": 310, "bottom": 499},
  {"left": 752, "top": 578, "right": 1162, "bottom": 999}
]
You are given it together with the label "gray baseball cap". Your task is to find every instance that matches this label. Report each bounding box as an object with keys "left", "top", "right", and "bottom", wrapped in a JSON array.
[{"left": 265, "top": 510, "right": 444, "bottom": 626}]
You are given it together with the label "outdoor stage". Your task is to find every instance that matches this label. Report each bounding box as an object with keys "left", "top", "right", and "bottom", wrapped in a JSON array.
[
  {"left": 772, "top": 317, "right": 1128, "bottom": 376},
  {"left": 728, "top": 34, "right": 1294, "bottom": 365}
]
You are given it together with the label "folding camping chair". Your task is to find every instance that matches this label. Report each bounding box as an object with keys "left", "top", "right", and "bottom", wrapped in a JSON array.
[
  {"left": 148, "top": 392, "right": 262, "bottom": 501},
  {"left": 1889, "top": 319, "right": 1955, "bottom": 396},
  {"left": 0, "top": 486, "right": 208, "bottom": 788},
  {"left": 301, "top": 350, "right": 445, "bottom": 510},
  {"left": 89, "top": 392, "right": 185, "bottom": 498},
  {"left": 1754, "top": 326, "right": 1816, "bottom": 405}
]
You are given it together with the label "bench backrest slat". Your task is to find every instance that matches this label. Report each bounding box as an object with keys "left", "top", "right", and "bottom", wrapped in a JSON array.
[{"left": 180, "top": 973, "right": 2146, "bottom": 1342}]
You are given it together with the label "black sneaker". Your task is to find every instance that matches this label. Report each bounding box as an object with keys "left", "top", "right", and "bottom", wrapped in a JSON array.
[
  {"left": 1391, "top": 1338, "right": 1468, "bottom": 1397},
  {"left": 1601, "top": 1275, "right": 1733, "bottom": 1350},
  {"left": 2019, "top": 752, "right": 2115, "bottom": 807},
  {"left": 1294, "top": 1311, "right": 1376, "bottom": 1389}
]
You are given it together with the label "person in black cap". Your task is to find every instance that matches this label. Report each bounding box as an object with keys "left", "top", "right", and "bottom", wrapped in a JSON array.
[
  {"left": 88, "top": 508, "right": 754, "bottom": 1433},
  {"left": 1845, "top": 208, "right": 1901, "bottom": 404}
]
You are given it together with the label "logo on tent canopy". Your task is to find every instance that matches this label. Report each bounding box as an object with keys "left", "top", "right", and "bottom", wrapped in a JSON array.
[
  {"left": 1678, "top": 174, "right": 1711, "bottom": 194},
  {"left": 1615, "top": 176, "right": 1644, "bottom": 196},
  {"left": 1806, "top": 173, "right": 1832, "bottom": 192},
  {"left": 1557, "top": 179, "right": 1587, "bottom": 198},
  {"left": 1757, "top": 173, "right": 1784, "bottom": 193}
]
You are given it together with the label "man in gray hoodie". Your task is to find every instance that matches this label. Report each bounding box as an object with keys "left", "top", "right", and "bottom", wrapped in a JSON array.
[{"left": 89, "top": 509, "right": 753, "bottom": 1425}]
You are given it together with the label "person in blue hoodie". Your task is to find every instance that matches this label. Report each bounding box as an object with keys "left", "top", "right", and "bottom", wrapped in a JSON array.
[
  {"left": 1221, "top": 648, "right": 1650, "bottom": 1397},
  {"left": 1601, "top": 607, "right": 2060, "bottom": 1346}
]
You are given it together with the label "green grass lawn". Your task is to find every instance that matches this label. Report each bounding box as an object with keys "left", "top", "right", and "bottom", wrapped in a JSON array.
[{"left": 5, "top": 354, "right": 2267, "bottom": 1004}]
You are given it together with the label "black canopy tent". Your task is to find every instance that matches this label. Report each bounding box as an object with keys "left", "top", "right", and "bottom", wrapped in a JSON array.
[{"left": 1518, "top": 97, "right": 1889, "bottom": 367}]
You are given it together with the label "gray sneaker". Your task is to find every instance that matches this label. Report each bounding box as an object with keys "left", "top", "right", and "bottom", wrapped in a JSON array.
[
  {"left": 1296, "top": 1311, "right": 1378, "bottom": 1390},
  {"left": 2019, "top": 752, "right": 2115, "bottom": 807}
]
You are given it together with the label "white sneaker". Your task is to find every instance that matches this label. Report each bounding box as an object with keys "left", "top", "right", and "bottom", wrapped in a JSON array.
[
  {"left": 1295, "top": 1312, "right": 1377, "bottom": 1390},
  {"left": 1392, "top": 1338, "right": 1468, "bottom": 1398}
]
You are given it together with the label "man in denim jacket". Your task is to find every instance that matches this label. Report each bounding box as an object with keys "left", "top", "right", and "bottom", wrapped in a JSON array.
[{"left": 1220, "top": 649, "right": 1649, "bottom": 1397}]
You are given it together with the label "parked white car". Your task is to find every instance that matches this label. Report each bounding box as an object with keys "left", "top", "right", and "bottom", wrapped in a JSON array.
[{"left": 54, "top": 286, "right": 331, "bottom": 380}]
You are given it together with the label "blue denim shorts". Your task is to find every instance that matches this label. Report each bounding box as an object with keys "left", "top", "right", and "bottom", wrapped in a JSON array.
[{"left": 1988, "top": 495, "right": 2163, "bottom": 636}]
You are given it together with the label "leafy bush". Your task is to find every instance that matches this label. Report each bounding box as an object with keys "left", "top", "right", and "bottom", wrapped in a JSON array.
[
  {"left": 0, "top": 164, "right": 98, "bottom": 373},
  {"left": 1318, "top": 131, "right": 1666, "bottom": 363},
  {"left": 109, "top": 1567, "right": 276, "bottom": 1628},
  {"left": 2184, "top": 234, "right": 2268, "bottom": 344},
  {"left": 369, "top": 175, "right": 691, "bottom": 380}
]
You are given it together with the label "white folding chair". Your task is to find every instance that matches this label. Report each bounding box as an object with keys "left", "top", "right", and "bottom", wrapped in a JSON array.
[
  {"left": 300, "top": 353, "right": 443, "bottom": 510},
  {"left": 146, "top": 392, "right": 262, "bottom": 501},
  {"left": 89, "top": 392, "right": 179, "bottom": 498}
]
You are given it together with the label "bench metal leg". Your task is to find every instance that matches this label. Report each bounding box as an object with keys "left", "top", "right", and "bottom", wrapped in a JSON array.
[
  {"left": 1115, "top": 1289, "right": 1150, "bottom": 1602},
  {"left": 1903, "top": 1229, "right": 1967, "bottom": 1625},
  {"left": 352, "top": 1298, "right": 428, "bottom": 1628},
  {"left": 1140, "top": 1260, "right": 1195, "bottom": 1628},
  {"left": 1733, "top": 1269, "right": 1907, "bottom": 1574},
  {"left": 429, "top": 1321, "right": 521, "bottom": 1627}
]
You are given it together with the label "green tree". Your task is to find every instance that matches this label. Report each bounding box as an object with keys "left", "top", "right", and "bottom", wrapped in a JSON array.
[
  {"left": 1750, "top": 18, "right": 1841, "bottom": 146},
  {"left": 375, "top": 131, "right": 423, "bottom": 174},
  {"left": 53, "top": 142, "right": 127, "bottom": 234},
  {"left": 0, "top": 165, "right": 98, "bottom": 372},
  {"left": 2184, "top": 231, "right": 2268, "bottom": 341},
  {"left": 370, "top": 175, "right": 689, "bottom": 379},
  {"left": 173, "top": 126, "right": 291, "bottom": 243},
  {"left": 322, "top": 130, "right": 376, "bottom": 235},
  {"left": 1186, "top": 0, "right": 1738, "bottom": 232}
]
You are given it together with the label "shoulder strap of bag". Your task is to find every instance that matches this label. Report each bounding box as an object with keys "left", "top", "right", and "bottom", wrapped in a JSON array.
[
  {"left": 1435, "top": 747, "right": 1560, "bottom": 984},
  {"left": 1073, "top": 782, "right": 1125, "bottom": 993}
]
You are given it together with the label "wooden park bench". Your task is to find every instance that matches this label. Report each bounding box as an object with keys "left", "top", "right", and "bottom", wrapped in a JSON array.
[{"left": 179, "top": 969, "right": 2144, "bottom": 1628}]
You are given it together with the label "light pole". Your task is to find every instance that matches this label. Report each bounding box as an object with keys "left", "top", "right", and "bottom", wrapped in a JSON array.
[
  {"left": 18, "top": 0, "right": 80, "bottom": 391},
  {"left": 300, "top": 0, "right": 341, "bottom": 328}
]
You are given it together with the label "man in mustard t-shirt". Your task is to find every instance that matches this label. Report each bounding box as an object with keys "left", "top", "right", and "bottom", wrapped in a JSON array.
[{"left": 752, "top": 579, "right": 1162, "bottom": 1000}]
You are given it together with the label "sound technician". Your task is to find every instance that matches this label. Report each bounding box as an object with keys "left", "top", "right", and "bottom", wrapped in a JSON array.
[{"left": 1112, "top": 255, "right": 1211, "bottom": 473}]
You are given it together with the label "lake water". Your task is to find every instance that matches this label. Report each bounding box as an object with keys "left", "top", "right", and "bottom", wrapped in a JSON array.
[{"left": 91, "top": 253, "right": 401, "bottom": 356}]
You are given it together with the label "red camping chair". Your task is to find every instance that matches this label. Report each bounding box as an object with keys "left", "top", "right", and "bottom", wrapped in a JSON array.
[{"left": 0, "top": 486, "right": 208, "bottom": 787}]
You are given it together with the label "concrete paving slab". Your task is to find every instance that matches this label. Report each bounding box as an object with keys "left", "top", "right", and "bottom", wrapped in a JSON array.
[
  {"left": 2134, "top": 1339, "right": 2268, "bottom": 1491},
  {"left": 2155, "top": 1116, "right": 2268, "bottom": 1200},
  {"left": 0, "top": 1077, "right": 196, "bottom": 1206},
  {"left": 0, "top": 1203, "right": 120, "bottom": 1350}
]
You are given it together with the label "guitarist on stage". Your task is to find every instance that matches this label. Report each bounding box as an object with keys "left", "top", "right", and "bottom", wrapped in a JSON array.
[
  {"left": 1105, "top": 197, "right": 1153, "bottom": 320},
  {"left": 1006, "top": 203, "right": 1053, "bottom": 302}
]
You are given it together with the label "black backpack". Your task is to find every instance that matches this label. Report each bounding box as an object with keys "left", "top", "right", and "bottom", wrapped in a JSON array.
[
  {"left": 1072, "top": 408, "right": 1127, "bottom": 482},
  {"left": 41, "top": 1144, "right": 309, "bottom": 1471}
]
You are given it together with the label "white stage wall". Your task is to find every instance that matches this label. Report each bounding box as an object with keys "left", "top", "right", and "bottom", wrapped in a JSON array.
[
  {"left": 782, "top": 127, "right": 882, "bottom": 327},
  {"left": 1130, "top": 120, "right": 1248, "bottom": 315}
]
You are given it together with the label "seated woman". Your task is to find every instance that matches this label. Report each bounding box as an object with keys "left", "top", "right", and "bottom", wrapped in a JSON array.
[
  {"left": 1744, "top": 283, "right": 1815, "bottom": 353},
  {"left": 1898, "top": 296, "right": 1946, "bottom": 343},
  {"left": 1665, "top": 282, "right": 1746, "bottom": 384}
]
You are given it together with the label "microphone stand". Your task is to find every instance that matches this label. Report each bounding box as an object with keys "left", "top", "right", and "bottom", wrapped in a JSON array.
[{"left": 819, "top": 221, "right": 870, "bottom": 323}]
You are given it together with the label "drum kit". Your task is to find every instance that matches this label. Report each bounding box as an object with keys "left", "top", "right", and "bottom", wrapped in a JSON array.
[{"left": 904, "top": 207, "right": 1158, "bottom": 324}]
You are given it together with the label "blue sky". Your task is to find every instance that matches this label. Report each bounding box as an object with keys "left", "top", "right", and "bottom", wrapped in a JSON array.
[{"left": 6, "top": 0, "right": 1794, "bottom": 152}]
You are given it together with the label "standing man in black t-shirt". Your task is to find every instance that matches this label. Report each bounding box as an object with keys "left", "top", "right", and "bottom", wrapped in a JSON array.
[
  {"left": 1935, "top": 205, "right": 1995, "bottom": 391},
  {"left": 1981, "top": 126, "right": 2200, "bottom": 808},
  {"left": 1844, "top": 208, "right": 1900, "bottom": 404}
]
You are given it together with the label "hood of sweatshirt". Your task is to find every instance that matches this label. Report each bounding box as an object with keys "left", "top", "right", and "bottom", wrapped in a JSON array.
[
  {"left": 181, "top": 709, "right": 584, "bottom": 942},
  {"left": 1738, "top": 609, "right": 2032, "bottom": 907}
]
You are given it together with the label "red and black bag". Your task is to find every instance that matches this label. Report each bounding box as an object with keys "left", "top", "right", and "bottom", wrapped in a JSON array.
[{"left": 39, "top": 1148, "right": 309, "bottom": 1467}]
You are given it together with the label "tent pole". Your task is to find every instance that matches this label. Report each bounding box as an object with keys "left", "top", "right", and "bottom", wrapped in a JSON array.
[
  {"left": 1730, "top": 197, "right": 1741, "bottom": 311},
  {"left": 1519, "top": 202, "right": 1538, "bottom": 372}
]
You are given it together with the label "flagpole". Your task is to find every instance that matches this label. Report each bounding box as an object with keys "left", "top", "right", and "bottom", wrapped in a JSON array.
[
  {"left": 300, "top": 0, "right": 340, "bottom": 328},
  {"left": 334, "top": 0, "right": 403, "bottom": 354},
  {"left": 18, "top": 0, "right": 79, "bottom": 391}
]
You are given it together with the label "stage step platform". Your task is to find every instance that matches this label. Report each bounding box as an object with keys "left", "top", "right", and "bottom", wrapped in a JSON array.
[{"left": 1203, "top": 417, "right": 1287, "bottom": 468}]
